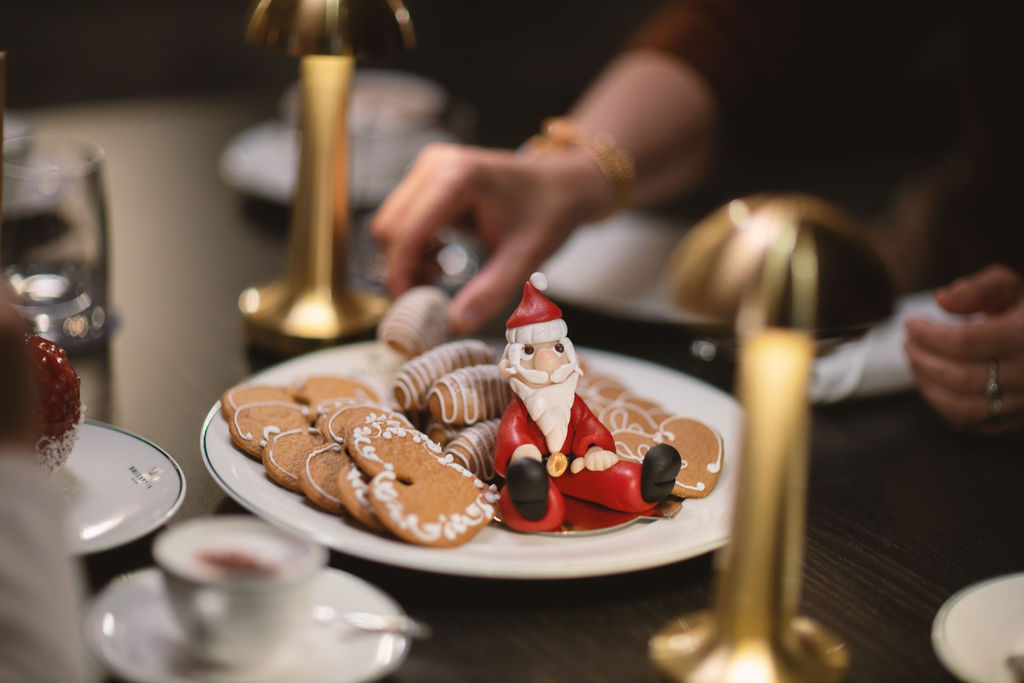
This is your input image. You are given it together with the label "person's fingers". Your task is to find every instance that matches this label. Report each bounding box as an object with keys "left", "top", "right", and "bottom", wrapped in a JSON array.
[
  {"left": 449, "top": 239, "right": 538, "bottom": 334},
  {"left": 934, "top": 263, "right": 1024, "bottom": 315},
  {"left": 904, "top": 304, "right": 1024, "bottom": 359},
  {"left": 372, "top": 147, "right": 480, "bottom": 296},
  {"left": 904, "top": 338, "right": 991, "bottom": 394}
]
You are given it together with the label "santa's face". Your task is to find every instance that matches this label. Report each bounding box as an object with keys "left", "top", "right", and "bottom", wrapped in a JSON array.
[{"left": 499, "top": 338, "right": 580, "bottom": 388}]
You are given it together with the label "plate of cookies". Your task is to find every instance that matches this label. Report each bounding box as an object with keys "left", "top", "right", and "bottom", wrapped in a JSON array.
[{"left": 202, "top": 282, "right": 740, "bottom": 578}]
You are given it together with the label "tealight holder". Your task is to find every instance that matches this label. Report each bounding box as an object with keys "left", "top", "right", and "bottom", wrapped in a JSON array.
[
  {"left": 239, "top": 0, "right": 414, "bottom": 356},
  {"left": 650, "top": 195, "right": 894, "bottom": 682}
]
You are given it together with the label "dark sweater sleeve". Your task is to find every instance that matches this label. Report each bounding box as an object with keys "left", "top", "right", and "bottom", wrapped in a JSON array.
[{"left": 628, "top": 0, "right": 801, "bottom": 108}]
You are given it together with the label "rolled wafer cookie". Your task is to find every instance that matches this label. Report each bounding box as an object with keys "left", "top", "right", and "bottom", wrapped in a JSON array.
[
  {"left": 377, "top": 285, "right": 452, "bottom": 357},
  {"left": 444, "top": 418, "right": 499, "bottom": 482},
  {"left": 427, "top": 364, "right": 513, "bottom": 426},
  {"left": 391, "top": 339, "right": 495, "bottom": 412}
]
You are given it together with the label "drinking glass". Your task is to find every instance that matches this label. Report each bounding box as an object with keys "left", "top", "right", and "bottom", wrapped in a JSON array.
[{"left": 2, "top": 135, "right": 111, "bottom": 349}]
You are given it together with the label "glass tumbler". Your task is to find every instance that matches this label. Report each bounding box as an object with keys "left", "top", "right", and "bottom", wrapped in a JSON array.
[{"left": 2, "top": 135, "right": 111, "bottom": 349}]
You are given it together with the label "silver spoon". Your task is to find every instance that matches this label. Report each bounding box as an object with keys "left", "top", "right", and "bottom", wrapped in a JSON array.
[{"left": 313, "top": 605, "right": 432, "bottom": 639}]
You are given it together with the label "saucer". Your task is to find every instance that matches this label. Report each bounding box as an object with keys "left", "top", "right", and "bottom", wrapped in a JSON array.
[
  {"left": 83, "top": 567, "right": 411, "bottom": 683},
  {"left": 932, "top": 572, "right": 1024, "bottom": 683},
  {"left": 58, "top": 421, "right": 186, "bottom": 554}
]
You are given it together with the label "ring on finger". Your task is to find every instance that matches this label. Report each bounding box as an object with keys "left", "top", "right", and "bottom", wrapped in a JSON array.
[{"left": 986, "top": 357, "right": 1003, "bottom": 419}]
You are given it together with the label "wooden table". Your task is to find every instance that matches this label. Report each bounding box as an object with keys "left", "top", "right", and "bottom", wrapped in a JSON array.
[{"left": 24, "top": 95, "right": 1023, "bottom": 683}]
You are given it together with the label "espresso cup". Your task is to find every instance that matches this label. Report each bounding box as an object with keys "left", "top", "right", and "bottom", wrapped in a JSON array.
[{"left": 152, "top": 515, "right": 327, "bottom": 668}]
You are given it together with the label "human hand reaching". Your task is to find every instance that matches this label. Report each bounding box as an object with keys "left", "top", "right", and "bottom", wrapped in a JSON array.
[
  {"left": 904, "top": 264, "right": 1024, "bottom": 433},
  {"left": 371, "top": 142, "right": 612, "bottom": 335}
]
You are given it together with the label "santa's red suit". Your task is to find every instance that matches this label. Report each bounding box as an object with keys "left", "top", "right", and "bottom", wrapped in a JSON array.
[
  {"left": 496, "top": 395, "right": 655, "bottom": 532},
  {"left": 494, "top": 273, "right": 659, "bottom": 532}
]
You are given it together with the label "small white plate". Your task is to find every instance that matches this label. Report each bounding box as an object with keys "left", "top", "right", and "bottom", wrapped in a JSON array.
[
  {"left": 201, "top": 341, "right": 740, "bottom": 579},
  {"left": 932, "top": 572, "right": 1024, "bottom": 683},
  {"left": 83, "top": 567, "right": 410, "bottom": 683},
  {"left": 57, "top": 421, "right": 186, "bottom": 554}
]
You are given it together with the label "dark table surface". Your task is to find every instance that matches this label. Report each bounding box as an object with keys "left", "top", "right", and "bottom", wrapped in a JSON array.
[{"left": 25, "top": 94, "right": 1023, "bottom": 683}]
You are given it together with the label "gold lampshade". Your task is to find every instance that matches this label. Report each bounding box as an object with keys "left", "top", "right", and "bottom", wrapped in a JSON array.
[
  {"left": 650, "top": 194, "right": 894, "bottom": 682},
  {"left": 246, "top": 0, "right": 415, "bottom": 57},
  {"left": 665, "top": 193, "right": 894, "bottom": 336},
  {"left": 239, "top": 0, "right": 414, "bottom": 355}
]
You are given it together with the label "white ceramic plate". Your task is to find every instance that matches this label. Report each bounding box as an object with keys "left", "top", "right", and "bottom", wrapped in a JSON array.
[
  {"left": 201, "top": 341, "right": 741, "bottom": 579},
  {"left": 83, "top": 567, "right": 410, "bottom": 683},
  {"left": 58, "top": 421, "right": 186, "bottom": 554},
  {"left": 933, "top": 572, "right": 1024, "bottom": 683}
]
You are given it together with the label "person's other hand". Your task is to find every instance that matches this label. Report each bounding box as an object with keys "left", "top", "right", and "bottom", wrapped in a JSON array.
[
  {"left": 371, "top": 142, "right": 611, "bottom": 334},
  {"left": 904, "top": 264, "right": 1024, "bottom": 433}
]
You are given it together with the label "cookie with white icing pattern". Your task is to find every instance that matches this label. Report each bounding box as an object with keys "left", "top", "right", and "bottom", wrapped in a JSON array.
[
  {"left": 220, "top": 384, "right": 294, "bottom": 421},
  {"left": 444, "top": 418, "right": 499, "bottom": 482},
  {"left": 333, "top": 452, "right": 385, "bottom": 531},
  {"left": 289, "top": 375, "right": 379, "bottom": 416},
  {"left": 262, "top": 427, "right": 325, "bottom": 492},
  {"left": 377, "top": 285, "right": 452, "bottom": 357},
  {"left": 297, "top": 441, "right": 349, "bottom": 514},
  {"left": 349, "top": 420, "right": 499, "bottom": 547},
  {"left": 317, "top": 401, "right": 413, "bottom": 448},
  {"left": 582, "top": 381, "right": 723, "bottom": 499},
  {"left": 391, "top": 339, "right": 495, "bottom": 412},
  {"left": 427, "top": 364, "right": 513, "bottom": 426},
  {"left": 228, "top": 399, "right": 310, "bottom": 459}
]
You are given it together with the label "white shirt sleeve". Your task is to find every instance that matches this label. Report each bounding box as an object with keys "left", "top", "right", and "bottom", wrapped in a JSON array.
[{"left": 0, "top": 452, "right": 91, "bottom": 683}]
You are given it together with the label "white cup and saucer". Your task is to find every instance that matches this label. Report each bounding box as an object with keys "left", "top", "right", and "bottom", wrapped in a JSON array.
[{"left": 83, "top": 515, "right": 413, "bottom": 683}]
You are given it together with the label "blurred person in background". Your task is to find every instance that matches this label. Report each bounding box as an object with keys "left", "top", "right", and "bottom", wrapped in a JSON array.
[
  {"left": 371, "top": 0, "right": 1022, "bottom": 434},
  {"left": 0, "top": 285, "right": 89, "bottom": 683}
]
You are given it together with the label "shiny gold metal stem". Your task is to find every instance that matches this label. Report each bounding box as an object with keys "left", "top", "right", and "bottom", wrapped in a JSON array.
[
  {"left": 240, "top": 54, "right": 387, "bottom": 355},
  {"left": 291, "top": 55, "right": 352, "bottom": 299},
  {"left": 651, "top": 202, "right": 848, "bottom": 682}
]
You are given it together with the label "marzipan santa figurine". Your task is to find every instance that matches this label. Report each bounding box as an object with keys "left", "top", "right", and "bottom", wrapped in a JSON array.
[{"left": 495, "top": 272, "right": 682, "bottom": 532}]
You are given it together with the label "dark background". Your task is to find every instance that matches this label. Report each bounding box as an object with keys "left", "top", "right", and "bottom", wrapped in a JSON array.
[{"left": 1, "top": 0, "right": 664, "bottom": 147}]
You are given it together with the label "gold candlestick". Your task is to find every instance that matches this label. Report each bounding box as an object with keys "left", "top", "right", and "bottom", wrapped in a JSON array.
[
  {"left": 239, "top": 0, "right": 414, "bottom": 356},
  {"left": 650, "top": 195, "right": 894, "bottom": 682}
]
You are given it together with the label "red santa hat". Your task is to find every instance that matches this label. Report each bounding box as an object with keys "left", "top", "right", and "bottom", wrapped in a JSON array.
[{"left": 505, "top": 272, "right": 567, "bottom": 344}]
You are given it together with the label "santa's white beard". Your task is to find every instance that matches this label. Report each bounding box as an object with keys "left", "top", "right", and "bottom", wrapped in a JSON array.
[{"left": 509, "top": 373, "right": 579, "bottom": 454}]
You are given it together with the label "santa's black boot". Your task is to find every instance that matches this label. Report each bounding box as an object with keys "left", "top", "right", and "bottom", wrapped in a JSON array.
[
  {"left": 640, "top": 444, "right": 682, "bottom": 503},
  {"left": 506, "top": 458, "right": 549, "bottom": 521}
]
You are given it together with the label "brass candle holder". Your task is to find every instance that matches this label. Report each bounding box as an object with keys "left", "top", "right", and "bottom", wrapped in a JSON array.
[
  {"left": 650, "top": 195, "right": 894, "bottom": 682},
  {"left": 239, "top": 0, "right": 414, "bottom": 356}
]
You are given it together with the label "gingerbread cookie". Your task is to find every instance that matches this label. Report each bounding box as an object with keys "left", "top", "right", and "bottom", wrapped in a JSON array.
[
  {"left": 228, "top": 399, "right": 310, "bottom": 459},
  {"left": 220, "top": 384, "right": 294, "bottom": 420},
  {"left": 427, "top": 364, "right": 513, "bottom": 426},
  {"left": 297, "top": 441, "right": 349, "bottom": 514},
  {"left": 377, "top": 285, "right": 452, "bottom": 357},
  {"left": 349, "top": 420, "right": 499, "bottom": 547},
  {"left": 333, "top": 453, "right": 385, "bottom": 531},
  {"left": 289, "top": 375, "right": 378, "bottom": 415},
  {"left": 318, "top": 402, "right": 413, "bottom": 448},
  {"left": 444, "top": 418, "right": 499, "bottom": 482},
  {"left": 391, "top": 339, "right": 495, "bottom": 412},
  {"left": 591, "top": 391, "right": 723, "bottom": 499},
  {"left": 262, "top": 427, "right": 325, "bottom": 492}
]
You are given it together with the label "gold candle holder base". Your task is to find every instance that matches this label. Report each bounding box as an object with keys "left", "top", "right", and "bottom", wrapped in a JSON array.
[
  {"left": 650, "top": 610, "right": 848, "bottom": 683},
  {"left": 239, "top": 281, "right": 387, "bottom": 357}
]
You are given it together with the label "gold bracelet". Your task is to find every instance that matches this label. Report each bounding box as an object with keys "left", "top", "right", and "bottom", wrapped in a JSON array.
[{"left": 520, "top": 117, "right": 636, "bottom": 218}]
